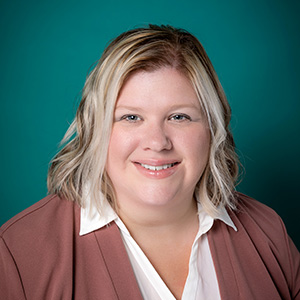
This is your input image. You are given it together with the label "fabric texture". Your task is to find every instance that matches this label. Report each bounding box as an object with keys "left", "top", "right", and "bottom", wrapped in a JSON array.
[{"left": 0, "top": 193, "right": 299, "bottom": 300}]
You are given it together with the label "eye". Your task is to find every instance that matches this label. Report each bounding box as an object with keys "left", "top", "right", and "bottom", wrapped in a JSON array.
[
  {"left": 169, "top": 113, "right": 192, "bottom": 122},
  {"left": 120, "top": 114, "right": 142, "bottom": 122}
]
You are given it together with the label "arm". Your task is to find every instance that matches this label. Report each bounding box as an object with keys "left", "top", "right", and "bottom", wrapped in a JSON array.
[
  {"left": 281, "top": 219, "right": 300, "bottom": 300},
  {"left": 0, "top": 237, "right": 26, "bottom": 300}
]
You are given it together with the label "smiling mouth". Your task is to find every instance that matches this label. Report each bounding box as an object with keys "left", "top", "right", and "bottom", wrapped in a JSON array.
[{"left": 139, "top": 162, "right": 179, "bottom": 171}]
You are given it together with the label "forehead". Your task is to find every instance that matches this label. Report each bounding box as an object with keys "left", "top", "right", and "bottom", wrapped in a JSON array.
[{"left": 116, "top": 67, "right": 200, "bottom": 110}]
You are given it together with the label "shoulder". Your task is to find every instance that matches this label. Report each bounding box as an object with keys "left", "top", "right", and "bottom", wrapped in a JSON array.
[
  {"left": 0, "top": 195, "right": 78, "bottom": 245},
  {"left": 212, "top": 196, "right": 300, "bottom": 298},
  {"left": 233, "top": 192, "right": 281, "bottom": 220},
  {"left": 230, "top": 192, "right": 293, "bottom": 252},
  {"left": 233, "top": 193, "right": 300, "bottom": 296},
  {"left": 0, "top": 196, "right": 83, "bottom": 299},
  {"left": 232, "top": 192, "right": 283, "bottom": 230}
]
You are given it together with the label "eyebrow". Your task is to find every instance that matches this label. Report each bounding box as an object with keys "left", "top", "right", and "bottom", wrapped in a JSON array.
[
  {"left": 115, "top": 103, "right": 201, "bottom": 111},
  {"left": 114, "top": 105, "right": 144, "bottom": 111}
]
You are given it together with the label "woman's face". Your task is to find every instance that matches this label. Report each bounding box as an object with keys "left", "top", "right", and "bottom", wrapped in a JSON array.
[{"left": 106, "top": 67, "right": 210, "bottom": 211}]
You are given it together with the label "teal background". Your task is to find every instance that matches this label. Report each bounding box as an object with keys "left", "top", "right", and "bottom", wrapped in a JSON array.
[{"left": 1, "top": 0, "right": 299, "bottom": 248}]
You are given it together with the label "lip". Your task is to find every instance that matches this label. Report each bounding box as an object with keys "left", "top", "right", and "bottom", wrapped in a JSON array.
[{"left": 133, "top": 159, "right": 181, "bottom": 179}]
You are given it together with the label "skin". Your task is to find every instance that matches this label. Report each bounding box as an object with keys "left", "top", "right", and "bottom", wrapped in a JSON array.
[{"left": 106, "top": 67, "right": 211, "bottom": 299}]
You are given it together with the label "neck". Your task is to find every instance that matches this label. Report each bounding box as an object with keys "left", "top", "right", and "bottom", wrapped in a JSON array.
[{"left": 117, "top": 196, "right": 198, "bottom": 241}]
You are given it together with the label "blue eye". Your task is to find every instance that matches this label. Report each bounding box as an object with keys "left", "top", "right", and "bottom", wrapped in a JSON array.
[
  {"left": 121, "top": 115, "right": 141, "bottom": 122},
  {"left": 169, "top": 114, "right": 191, "bottom": 122}
]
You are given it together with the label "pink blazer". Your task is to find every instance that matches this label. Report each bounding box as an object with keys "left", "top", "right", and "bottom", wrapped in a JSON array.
[{"left": 0, "top": 193, "right": 299, "bottom": 299}]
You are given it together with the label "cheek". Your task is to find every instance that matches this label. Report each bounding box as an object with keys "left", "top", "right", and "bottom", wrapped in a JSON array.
[
  {"left": 179, "top": 126, "right": 210, "bottom": 155},
  {"left": 107, "top": 127, "right": 138, "bottom": 163},
  {"left": 181, "top": 127, "right": 211, "bottom": 173},
  {"left": 196, "top": 129, "right": 211, "bottom": 157}
]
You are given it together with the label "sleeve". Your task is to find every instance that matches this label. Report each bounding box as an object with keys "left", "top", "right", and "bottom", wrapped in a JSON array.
[
  {"left": 0, "top": 237, "right": 26, "bottom": 300},
  {"left": 282, "top": 221, "right": 300, "bottom": 300},
  {"left": 289, "top": 238, "right": 300, "bottom": 299}
]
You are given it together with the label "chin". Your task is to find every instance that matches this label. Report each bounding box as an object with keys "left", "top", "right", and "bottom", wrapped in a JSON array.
[{"left": 135, "top": 188, "right": 181, "bottom": 208}]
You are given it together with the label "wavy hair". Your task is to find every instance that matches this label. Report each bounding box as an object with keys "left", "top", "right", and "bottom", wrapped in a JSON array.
[{"left": 47, "top": 24, "right": 240, "bottom": 216}]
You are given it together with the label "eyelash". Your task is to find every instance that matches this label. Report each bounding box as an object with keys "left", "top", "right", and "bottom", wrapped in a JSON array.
[
  {"left": 119, "top": 113, "right": 192, "bottom": 123},
  {"left": 169, "top": 114, "right": 192, "bottom": 122},
  {"left": 120, "top": 114, "right": 142, "bottom": 122}
]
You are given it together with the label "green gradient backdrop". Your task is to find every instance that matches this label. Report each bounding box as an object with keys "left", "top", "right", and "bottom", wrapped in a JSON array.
[{"left": 1, "top": 0, "right": 299, "bottom": 248}]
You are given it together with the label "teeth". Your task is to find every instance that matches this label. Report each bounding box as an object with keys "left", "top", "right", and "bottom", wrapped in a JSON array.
[{"left": 140, "top": 163, "right": 175, "bottom": 171}]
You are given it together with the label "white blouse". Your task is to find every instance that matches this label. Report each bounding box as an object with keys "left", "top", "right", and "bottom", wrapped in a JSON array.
[{"left": 80, "top": 201, "right": 237, "bottom": 300}]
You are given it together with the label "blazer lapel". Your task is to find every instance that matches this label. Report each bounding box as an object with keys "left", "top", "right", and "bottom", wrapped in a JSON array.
[
  {"left": 208, "top": 220, "right": 240, "bottom": 300},
  {"left": 94, "top": 222, "right": 143, "bottom": 300},
  {"left": 208, "top": 217, "right": 283, "bottom": 300}
]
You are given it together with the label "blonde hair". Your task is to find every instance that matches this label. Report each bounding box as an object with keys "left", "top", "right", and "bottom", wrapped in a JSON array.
[{"left": 47, "top": 24, "right": 239, "bottom": 216}]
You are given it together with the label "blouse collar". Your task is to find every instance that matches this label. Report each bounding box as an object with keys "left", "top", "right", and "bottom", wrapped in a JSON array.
[{"left": 79, "top": 196, "right": 237, "bottom": 236}]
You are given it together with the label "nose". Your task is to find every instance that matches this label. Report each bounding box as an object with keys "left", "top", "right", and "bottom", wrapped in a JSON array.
[{"left": 140, "top": 122, "right": 172, "bottom": 152}]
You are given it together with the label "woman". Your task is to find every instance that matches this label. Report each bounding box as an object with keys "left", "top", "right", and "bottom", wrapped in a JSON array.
[{"left": 0, "top": 25, "right": 299, "bottom": 300}]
